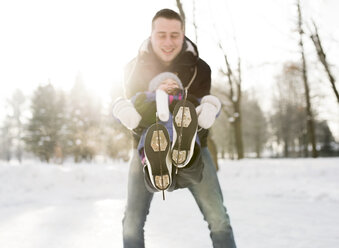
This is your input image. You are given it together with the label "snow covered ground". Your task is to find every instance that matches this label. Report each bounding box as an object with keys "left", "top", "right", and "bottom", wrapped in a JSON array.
[{"left": 0, "top": 158, "right": 338, "bottom": 248}]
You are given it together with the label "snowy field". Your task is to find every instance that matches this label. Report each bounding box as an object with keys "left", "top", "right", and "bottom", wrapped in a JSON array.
[{"left": 0, "top": 157, "right": 338, "bottom": 248}]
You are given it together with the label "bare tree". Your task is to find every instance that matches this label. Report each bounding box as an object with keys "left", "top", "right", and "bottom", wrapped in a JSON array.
[
  {"left": 175, "top": 0, "right": 186, "bottom": 29},
  {"left": 211, "top": 86, "right": 236, "bottom": 160},
  {"left": 309, "top": 21, "right": 339, "bottom": 103},
  {"left": 4, "top": 89, "right": 26, "bottom": 162},
  {"left": 175, "top": 0, "right": 221, "bottom": 166},
  {"left": 218, "top": 42, "right": 244, "bottom": 159},
  {"left": 192, "top": 0, "right": 198, "bottom": 44},
  {"left": 296, "top": 0, "right": 318, "bottom": 158},
  {"left": 176, "top": 0, "right": 198, "bottom": 44}
]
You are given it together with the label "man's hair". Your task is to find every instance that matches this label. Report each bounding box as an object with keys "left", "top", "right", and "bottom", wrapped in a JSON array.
[{"left": 152, "top": 9, "right": 184, "bottom": 30}]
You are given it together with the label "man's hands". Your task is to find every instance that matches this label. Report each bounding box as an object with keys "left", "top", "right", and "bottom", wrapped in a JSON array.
[
  {"left": 196, "top": 95, "right": 221, "bottom": 129},
  {"left": 112, "top": 94, "right": 221, "bottom": 130},
  {"left": 112, "top": 98, "right": 141, "bottom": 130}
]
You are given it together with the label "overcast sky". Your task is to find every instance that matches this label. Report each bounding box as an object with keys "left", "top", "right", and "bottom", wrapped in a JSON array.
[{"left": 0, "top": 0, "right": 338, "bottom": 137}]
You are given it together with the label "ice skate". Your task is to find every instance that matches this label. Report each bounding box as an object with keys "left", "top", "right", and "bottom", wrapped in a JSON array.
[
  {"left": 171, "top": 99, "right": 198, "bottom": 168},
  {"left": 144, "top": 123, "right": 172, "bottom": 191}
]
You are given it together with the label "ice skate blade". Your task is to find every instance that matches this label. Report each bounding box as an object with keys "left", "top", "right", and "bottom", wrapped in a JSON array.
[
  {"left": 151, "top": 130, "right": 168, "bottom": 152},
  {"left": 175, "top": 106, "right": 192, "bottom": 127},
  {"left": 155, "top": 175, "right": 170, "bottom": 190}
]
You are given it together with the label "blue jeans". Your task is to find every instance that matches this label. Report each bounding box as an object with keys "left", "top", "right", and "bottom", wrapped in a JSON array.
[{"left": 122, "top": 147, "right": 237, "bottom": 248}]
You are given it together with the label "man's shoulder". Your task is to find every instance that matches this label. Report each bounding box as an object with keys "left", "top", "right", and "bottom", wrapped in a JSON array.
[
  {"left": 125, "top": 58, "right": 137, "bottom": 74},
  {"left": 197, "top": 58, "right": 211, "bottom": 73}
]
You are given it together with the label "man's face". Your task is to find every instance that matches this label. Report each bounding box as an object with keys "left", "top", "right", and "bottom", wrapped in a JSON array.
[{"left": 151, "top": 17, "right": 184, "bottom": 66}]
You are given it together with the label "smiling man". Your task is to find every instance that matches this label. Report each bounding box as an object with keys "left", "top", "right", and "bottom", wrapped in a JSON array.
[
  {"left": 120, "top": 9, "right": 237, "bottom": 248},
  {"left": 150, "top": 15, "right": 184, "bottom": 65}
]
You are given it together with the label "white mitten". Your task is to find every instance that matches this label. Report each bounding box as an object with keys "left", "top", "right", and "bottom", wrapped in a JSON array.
[
  {"left": 112, "top": 98, "right": 141, "bottom": 130},
  {"left": 156, "top": 89, "right": 170, "bottom": 121},
  {"left": 196, "top": 95, "right": 221, "bottom": 129}
]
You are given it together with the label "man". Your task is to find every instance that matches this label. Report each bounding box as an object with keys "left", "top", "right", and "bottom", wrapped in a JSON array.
[{"left": 120, "top": 9, "right": 237, "bottom": 248}]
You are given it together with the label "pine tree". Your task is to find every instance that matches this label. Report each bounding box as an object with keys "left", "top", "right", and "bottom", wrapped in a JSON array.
[
  {"left": 0, "top": 119, "right": 13, "bottom": 161},
  {"left": 316, "top": 120, "right": 336, "bottom": 156},
  {"left": 0, "top": 89, "right": 26, "bottom": 162},
  {"left": 271, "top": 62, "right": 308, "bottom": 157},
  {"left": 7, "top": 89, "right": 26, "bottom": 162},
  {"left": 242, "top": 93, "right": 268, "bottom": 158},
  {"left": 104, "top": 114, "right": 132, "bottom": 161},
  {"left": 25, "top": 84, "right": 66, "bottom": 163},
  {"left": 67, "top": 75, "right": 102, "bottom": 162}
]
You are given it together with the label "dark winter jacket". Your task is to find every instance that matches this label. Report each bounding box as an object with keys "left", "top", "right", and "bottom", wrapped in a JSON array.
[{"left": 124, "top": 37, "right": 211, "bottom": 147}]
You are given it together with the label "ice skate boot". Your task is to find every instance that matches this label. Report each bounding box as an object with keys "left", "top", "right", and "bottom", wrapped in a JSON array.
[
  {"left": 144, "top": 123, "right": 172, "bottom": 191},
  {"left": 171, "top": 100, "right": 198, "bottom": 168}
]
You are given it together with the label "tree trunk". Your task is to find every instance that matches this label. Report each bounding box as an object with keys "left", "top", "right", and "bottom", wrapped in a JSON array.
[
  {"left": 192, "top": 0, "right": 198, "bottom": 44},
  {"left": 297, "top": 0, "right": 318, "bottom": 158},
  {"left": 233, "top": 101, "right": 244, "bottom": 159},
  {"left": 284, "top": 139, "right": 289, "bottom": 157},
  {"left": 175, "top": 0, "right": 186, "bottom": 28},
  {"left": 310, "top": 22, "right": 339, "bottom": 103},
  {"left": 219, "top": 45, "right": 244, "bottom": 160},
  {"left": 255, "top": 141, "right": 261, "bottom": 158}
]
